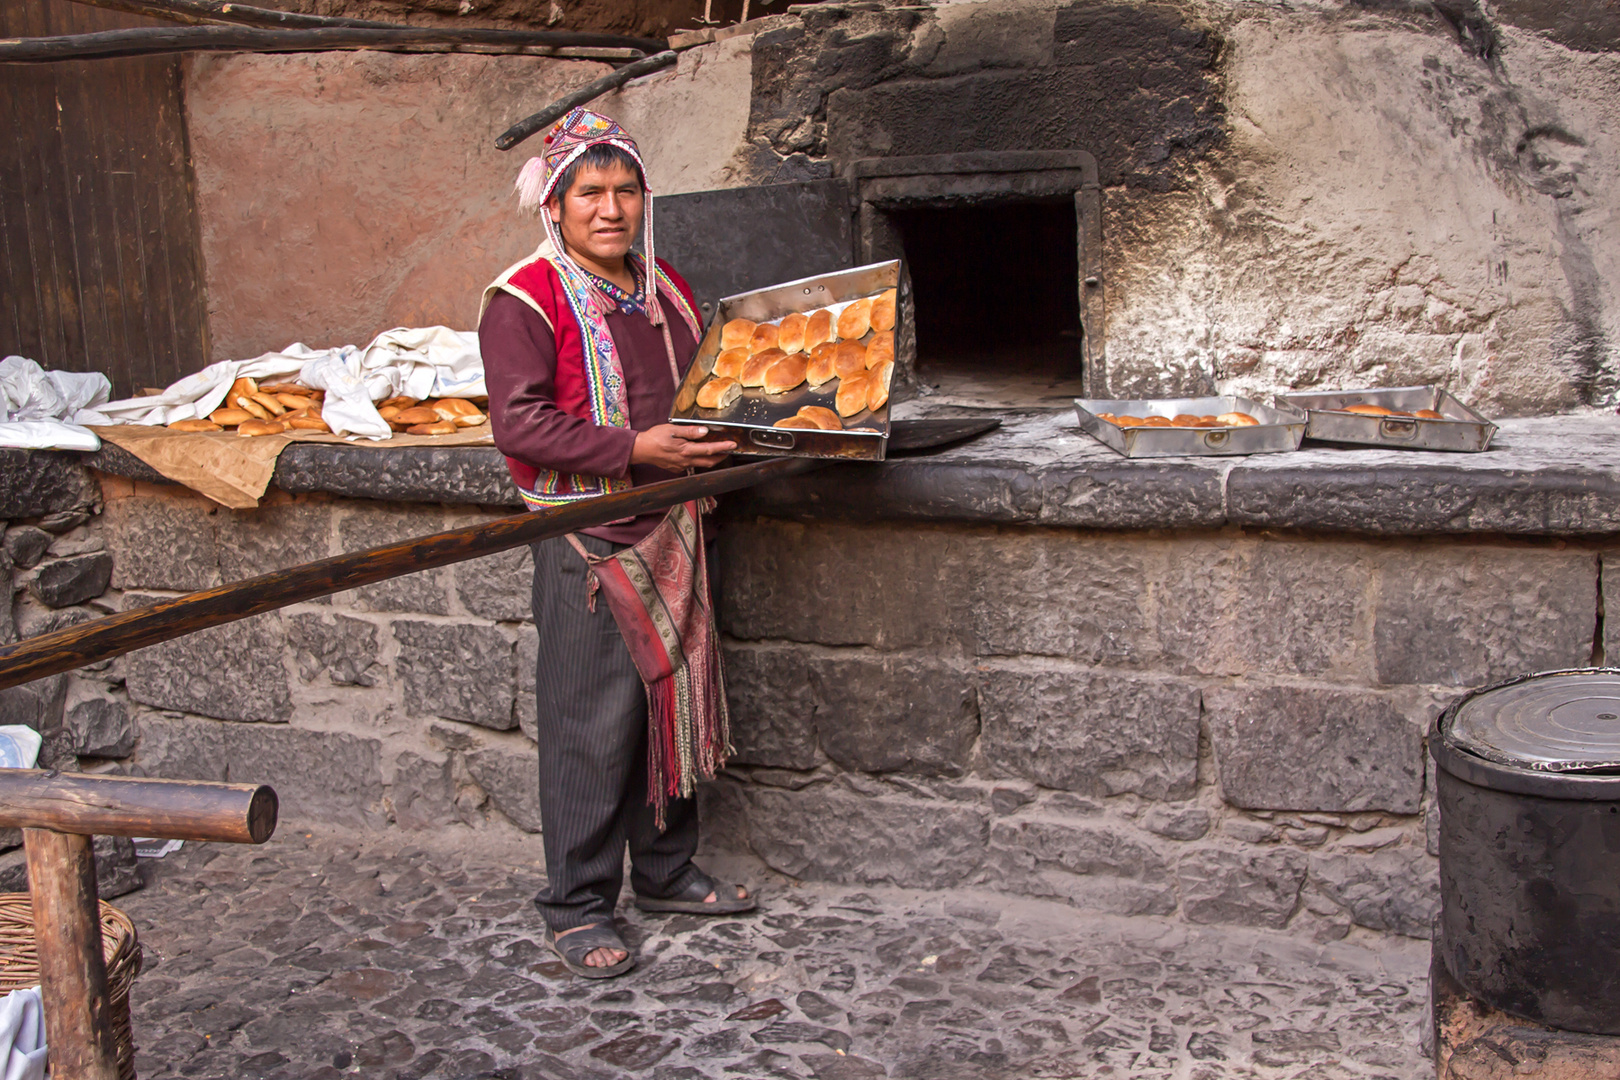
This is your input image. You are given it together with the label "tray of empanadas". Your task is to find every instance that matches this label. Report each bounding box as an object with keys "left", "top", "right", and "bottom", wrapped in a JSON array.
[
  {"left": 1074, "top": 395, "right": 1307, "bottom": 458},
  {"left": 1277, "top": 386, "right": 1496, "bottom": 451},
  {"left": 669, "top": 260, "right": 901, "bottom": 460}
]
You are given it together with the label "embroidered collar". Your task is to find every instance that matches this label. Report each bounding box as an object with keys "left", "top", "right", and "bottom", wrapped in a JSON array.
[{"left": 582, "top": 260, "right": 647, "bottom": 316}]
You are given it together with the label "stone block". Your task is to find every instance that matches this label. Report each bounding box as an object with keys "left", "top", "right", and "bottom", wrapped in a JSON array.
[
  {"left": 455, "top": 544, "right": 533, "bottom": 622},
  {"left": 969, "top": 533, "right": 1152, "bottom": 665},
  {"left": 337, "top": 504, "right": 450, "bottom": 615},
  {"left": 133, "top": 713, "right": 385, "bottom": 826},
  {"left": 0, "top": 836, "right": 142, "bottom": 899},
  {"left": 722, "top": 644, "right": 822, "bottom": 771},
  {"left": 123, "top": 596, "right": 291, "bottom": 723},
  {"left": 67, "top": 696, "right": 135, "bottom": 757},
  {"left": 46, "top": 528, "right": 102, "bottom": 558},
  {"left": 273, "top": 444, "right": 521, "bottom": 507},
  {"left": 1311, "top": 844, "right": 1438, "bottom": 938},
  {"left": 515, "top": 622, "right": 538, "bottom": 742},
  {"left": 464, "top": 742, "right": 541, "bottom": 833},
  {"left": 719, "top": 521, "right": 969, "bottom": 651},
  {"left": 988, "top": 819, "right": 1177, "bottom": 916},
  {"left": 215, "top": 499, "right": 334, "bottom": 582},
  {"left": 0, "top": 673, "right": 68, "bottom": 733},
  {"left": 1141, "top": 805, "right": 1212, "bottom": 841},
  {"left": 979, "top": 668, "right": 1200, "bottom": 799},
  {"left": 812, "top": 654, "right": 977, "bottom": 777},
  {"left": 28, "top": 552, "right": 112, "bottom": 608},
  {"left": 1205, "top": 684, "right": 1424, "bottom": 813},
  {"left": 391, "top": 752, "right": 455, "bottom": 832},
  {"left": 0, "top": 450, "right": 98, "bottom": 519},
  {"left": 3, "top": 526, "right": 50, "bottom": 569},
  {"left": 745, "top": 783, "right": 989, "bottom": 889},
  {"left": 1374, "top": 547, "right": 1596, "bottom": 687},
  {"left": 102, "top": 494, "right": 221, "bottom": 591},
  {"left": 1176, "top": 847, "right": 1308, "bottom": 929},
  {"left": 392, "top": 621, "right": 515, "bottom": 729},
  {"left": 287, "top": 613, "right": 382, "bottom": 687}
]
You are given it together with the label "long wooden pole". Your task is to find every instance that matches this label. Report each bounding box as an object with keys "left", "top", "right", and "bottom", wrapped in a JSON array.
[
  {"left": 24, "top": 829, "right": 119, "bottom": 1080},
  {"left": 495, "top": 49, "right": 678, "bottom": 150},
  {"left": 0, "top": 456, "right": 820, "bottom": 690},
  {"left": 0, "top": 25, "right": 663, "bottom": 63}
]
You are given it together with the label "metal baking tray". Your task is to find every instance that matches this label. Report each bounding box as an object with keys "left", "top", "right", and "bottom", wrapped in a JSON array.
[
  {"left": 1074, "top": 396, "right": 1306, "bottom": 458},
  {"left": 1278, "top": 386, "right": 1496, "bottom": 452},
  {"left": 668, "top": 260, "right": 900, "bottom": 460}
]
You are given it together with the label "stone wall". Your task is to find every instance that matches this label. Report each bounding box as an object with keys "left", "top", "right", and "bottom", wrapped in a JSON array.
[{"left": 10, "top": 457, "right": 1615, "bottom": 941}]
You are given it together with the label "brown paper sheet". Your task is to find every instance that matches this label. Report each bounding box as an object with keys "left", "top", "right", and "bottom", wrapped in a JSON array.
[{"left": 90, "top": 424, "right": 496, "bottom": 510}]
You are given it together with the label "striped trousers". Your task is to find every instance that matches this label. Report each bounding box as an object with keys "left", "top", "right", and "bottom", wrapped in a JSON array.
[{"left": 528, "top": 533, "right": 702, "bottom": 932}]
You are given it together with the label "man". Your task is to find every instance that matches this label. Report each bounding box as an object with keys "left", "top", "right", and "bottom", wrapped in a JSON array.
[{"left": 479, "top": 109, "right": 753, "bottom": 978}]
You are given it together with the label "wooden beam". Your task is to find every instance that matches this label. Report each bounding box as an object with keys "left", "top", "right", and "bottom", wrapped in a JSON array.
[
  {"left": 0, "top": 456, "right": 821, "bottom": 689},
  {"left": 63, "top": 0, "right": 399, "bottom": 29},
  {"left": 24, "top": 829, "right": 119, "bottom": 1080},
  {"left": 0, "top": 25, "right": 665, "bottom": 63},
  {"left": 495, "top": 49, "right": 678, "bottom": 150},
  {"left": 0, "top": 772, "right": 278, "bottom": 844}
]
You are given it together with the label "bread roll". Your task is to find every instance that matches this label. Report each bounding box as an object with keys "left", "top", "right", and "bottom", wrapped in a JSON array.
[
  {"left": 233, "top": 395, "right": 270, "bottom": 420},
  {"left": 713, "top": 347, "right": 749, "bottom": 380},
  {"left": 773, "top": 415, "right": 819, "bottom": 429},
  {"left": 248, "top": 391, "right": 287, "bottom": 416},
  {"left": 1115, "top": 416, "right": 1145, "bottom": 427},
  {"left": 1141, "top": 416, "right": 1173, "bottom": 427},
  {"left": 836, "top": 298, "right": 873, "bottom": 341},
  {"left": 257, "top": 382, "right": 306, "bottom": 396},
  {"left": 227, "top": 376, "right": 257, "bottom": 402},
  {"left": 394, "top": 406, "right": 442, "bottom": 426},
  {"left": 870, "top": 288, "right": 897, "bottom": 332},
  {"left": 210, "top": 407, "right": 254, "bottom": 427},
  {"left": 764, "top": 354, "right": 808, "bottom": 394},
  {"left": 835, "top": 374, "right": 871, "bottom": 417},
  {"left": 453, "top": 411, "right": 486, "bottom": 427},
  {"left": 748, "top": 322, "right": 780, "bottom": 355},
  {"left": 865, "top": 330, "right": 895, "bottom": 369},
  {"left": 379, "top": 405, "right": 404, "bottom": 422},
  {"left": 169, "top": 418, "right": 222, "bottom": 432},
  {"left": 742, "top": 348, "right": 786, "bottom": 388},
  {"left": 237, "top": 418, "right": 286, "bottom": 437},
  {"left": 1343, "top": 404, "right": 1392, "bottom": 416},
  {"left": 805, "top": 343, "right": 838, "bottom": 386},
  {"left": 866, "top": 360, "right": 893, "bottom": 412},
  {"left": 286, "top": 415, "right": 331, "bottom": 431},
  {"left": 1214, "top": 412, "right": 1259, "bottom": 427},
  {"left": 1170, "top": 414, "right": 1202, "bottom": 427},
  {"left": 796, "top": 406, "right": 842, "bottom": 430},
  {"left": 430, "top": 398, "right": 482, "bottom": 420},
  {"left": 834, "top": 341, "right": 867, "bottom": 377},
  {"left": 804, "top": 309, "right": 834, "bottom": 351},
  {"left": 378, "top": 395, "right": 419, "bottom": 411},
  {"left": 272, "top": 393, "right": 309, "bottom": 410},
  {"left": 777, "top": 312, "right": 809, "bottom": 355},
  {"left": 1415, "top": 408, "right": 1444, "bottom": 419},
  {"left": 696, "top": 377, "right": 742, "bottom": 409},
  {"left": 407, "top": 420, "right": 458, "bottom": 436},
  {"left": 721, "top": 319, "right": 756, "bottom": 351}
]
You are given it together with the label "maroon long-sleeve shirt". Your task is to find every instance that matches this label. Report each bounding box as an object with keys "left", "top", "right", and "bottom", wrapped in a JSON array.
[{"left": 480, "top": 289, "right": 700, "bottom": 544}]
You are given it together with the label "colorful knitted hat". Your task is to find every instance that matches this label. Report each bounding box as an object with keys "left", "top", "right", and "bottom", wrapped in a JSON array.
[{"left": 514, "top": 107, "right": 667, "bottom": 326}]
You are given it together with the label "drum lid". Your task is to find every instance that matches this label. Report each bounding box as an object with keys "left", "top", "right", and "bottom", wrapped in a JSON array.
[{"left": 1445, "top": 669, "right": 1620, "bottom": 773}]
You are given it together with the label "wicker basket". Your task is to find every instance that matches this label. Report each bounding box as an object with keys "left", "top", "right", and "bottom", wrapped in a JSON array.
[{"left": 0, "top": 893, "right": 142, "bottom": 1080}]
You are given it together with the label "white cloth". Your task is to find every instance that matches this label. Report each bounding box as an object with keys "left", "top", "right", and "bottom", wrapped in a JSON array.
[
  {"left": 0, "top": 727, "right": 42, "bottom": 769},
  {"left": 0, "top": 987, "right": 46, "bottom": 1080},
  {"left": 0, "top": 357, "right": 112, "bottom": 451},
  {"left": 93, "top": 327, "right": 485, "bottom": 440}
]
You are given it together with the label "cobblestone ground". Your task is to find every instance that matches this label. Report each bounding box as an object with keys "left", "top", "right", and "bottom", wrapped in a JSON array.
[{"left": 116, "top": 828, "right": 1431, "bottom": 1080}]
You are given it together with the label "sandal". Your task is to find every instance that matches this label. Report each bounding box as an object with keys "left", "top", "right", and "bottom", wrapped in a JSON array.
[
  {"left": 544, "top": 922, "right": 635, "bottom": 979},
  {"left": 635, "top": 871, "right": 757, "bottom": 915}
]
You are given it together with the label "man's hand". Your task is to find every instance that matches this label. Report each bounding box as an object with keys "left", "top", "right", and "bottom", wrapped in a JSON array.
[{"left": 631, "top": 424, "right": 737, "bottom": 471}]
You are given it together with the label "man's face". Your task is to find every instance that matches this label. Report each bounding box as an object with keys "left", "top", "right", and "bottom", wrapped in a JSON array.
[{"left": 548, "top": 161, "right": 643, "bottom": 264}]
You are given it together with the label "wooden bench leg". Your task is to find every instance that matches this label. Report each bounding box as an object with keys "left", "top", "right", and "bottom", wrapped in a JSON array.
[{"left": 24, "top": 828, "right": 119, "bottom": 1080}]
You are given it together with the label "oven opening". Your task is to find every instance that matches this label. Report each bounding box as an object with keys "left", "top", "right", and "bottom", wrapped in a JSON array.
[{"left": 888, "top": 198, "right": 1084, "bottom": 408}]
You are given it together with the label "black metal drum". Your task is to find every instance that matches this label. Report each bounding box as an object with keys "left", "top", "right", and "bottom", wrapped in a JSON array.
[{"left": 1433, "top": 669, "right": 1620, "bottom": 1035}]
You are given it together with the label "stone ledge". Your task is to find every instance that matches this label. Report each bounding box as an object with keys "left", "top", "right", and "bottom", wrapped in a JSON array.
[{"left": 76, "top": 412, "right": 1620, "bottom": 537}]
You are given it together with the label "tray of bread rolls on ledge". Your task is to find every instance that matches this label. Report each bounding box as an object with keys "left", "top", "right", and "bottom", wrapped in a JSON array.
[
  {"left": 669, "top": 260, "right": 901, "bottom": 461},
  {"left": 1074, "top": 396, "right": 1307, "bottom": 458},
  {"left": 1278, "top": 386, "right": 1497, "bottom": 452}
]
